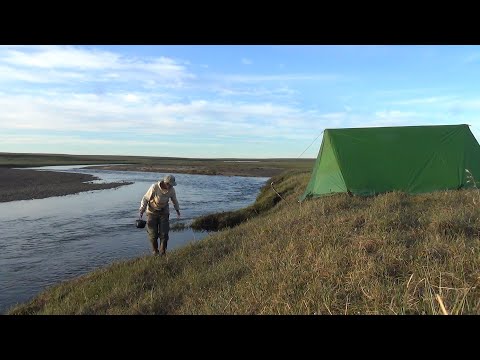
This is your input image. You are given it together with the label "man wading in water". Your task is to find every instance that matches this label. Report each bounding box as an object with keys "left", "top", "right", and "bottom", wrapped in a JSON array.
[{"left": 139, "top": 175, "right": 181, "bottom": 255}]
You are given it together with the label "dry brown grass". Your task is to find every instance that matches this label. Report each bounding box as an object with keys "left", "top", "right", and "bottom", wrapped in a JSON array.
[{"left": 9, "top": 171, "right": 480, "bottom": 315}]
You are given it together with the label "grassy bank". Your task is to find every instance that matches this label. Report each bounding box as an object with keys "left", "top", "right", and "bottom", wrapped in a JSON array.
[
  {"left": 8, "top": 171, "right": 480, "bottom": 314},
  {"left": 191, "top": 170, "right": 305, "bottom": 231}
]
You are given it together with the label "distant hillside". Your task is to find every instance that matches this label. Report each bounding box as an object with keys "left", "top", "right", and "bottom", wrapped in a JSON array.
[{"left": 0, "top": 153, "right": 314, "bottom": 176}]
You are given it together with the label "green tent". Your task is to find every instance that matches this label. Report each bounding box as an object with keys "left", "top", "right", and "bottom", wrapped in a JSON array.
[{"left": 300, "top": 124, "right": 480, "bottom": 201}]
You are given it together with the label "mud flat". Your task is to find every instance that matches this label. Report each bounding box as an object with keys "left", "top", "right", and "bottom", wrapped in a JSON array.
[{"left": 0, "top": 168, "right": 132, "bottom": 203}]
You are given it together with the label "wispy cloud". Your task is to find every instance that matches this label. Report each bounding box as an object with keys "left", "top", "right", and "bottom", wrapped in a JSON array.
[
  {"left": 0, "top": 46, "right": 194, "bottom": 87},
  {"left": 0, "top": 65, "right": 86, "bottom": 83},
  {"left": 451, "top": 99, "right": 480, "bottom": 110},
  {"left": 0, "top": 92, "right": 328, "bottom": 140},
  {"left": 213, "top": 73, "right": 347, "bottom": 83},
  {"left": 0, "top": 134, "right": 222, "bottom": 148},
  {"left": 3, "top": 45, "right": 474, "bottom": 158},
  {"left": 389, "top": 96, "right": 459, "bottom": 105},
  {"left": 375, "top": 110, "right": 420, "bottom": 119},
  {"left": 464, "top": 53, "right": 480, "bottom": 63},
  {"left": 214, "top": 85, "right": 298, "bottom": 97},
  {"left": 372, "top": 87, "right": 449, "bottom": 97},
  {"left": 2, "top": 46, "right": 120, "bottom": 69}
]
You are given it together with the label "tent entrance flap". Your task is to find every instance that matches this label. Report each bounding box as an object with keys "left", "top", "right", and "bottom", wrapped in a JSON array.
[{"left": 300, "top": 131, "right": 347, "bottom": 201}]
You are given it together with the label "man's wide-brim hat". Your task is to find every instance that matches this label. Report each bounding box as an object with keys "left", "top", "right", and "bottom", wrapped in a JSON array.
[{"left": 163, "top": 174, "right": 177, "bottom": 186}]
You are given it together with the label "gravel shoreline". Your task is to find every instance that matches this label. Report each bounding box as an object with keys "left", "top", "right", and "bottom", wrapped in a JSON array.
[
  {"left": 0, "top": 163, "right": 281, "bottom": 203},
  {"left": 0, "top": 168, "right": 132, "bottom": 203}
]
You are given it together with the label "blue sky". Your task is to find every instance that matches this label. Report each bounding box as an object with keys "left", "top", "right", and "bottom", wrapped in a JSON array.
[{"left": 2, "top": 45, "right": 480, "bottom": 158}]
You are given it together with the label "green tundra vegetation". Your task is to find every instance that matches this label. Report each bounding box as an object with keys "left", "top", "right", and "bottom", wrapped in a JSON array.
[{"left": 8, "top": 170, "right": 480, "bottom": 315}]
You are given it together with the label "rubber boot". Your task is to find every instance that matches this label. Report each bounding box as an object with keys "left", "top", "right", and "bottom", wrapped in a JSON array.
[
  {"left": 159, "top": 239, "right": 167, "bottom": 255},
  {"left": 152, "top": 239, "right": 159, "bottom": 255}
]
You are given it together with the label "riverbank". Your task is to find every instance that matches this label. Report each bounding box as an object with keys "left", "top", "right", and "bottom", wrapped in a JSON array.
[
  {"left": 83, "top": 164, "right": 285, "bottom": 177},
  {"left": 0, "top": 168, "right": 132, "bottom": 203},
  {"left": 9, "top": 171, "right": 480, "bottom": 314},
  {"left": 0, "top": 161, "right": 277, "bottom": 203}
]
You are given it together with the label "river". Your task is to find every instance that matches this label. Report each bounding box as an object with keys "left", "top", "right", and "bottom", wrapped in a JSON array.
[{"left": 0, "top": 165, "right": 268, "bottom": 314}]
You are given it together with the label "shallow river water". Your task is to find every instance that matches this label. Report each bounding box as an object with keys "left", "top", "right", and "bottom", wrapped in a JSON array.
[{"left": 0, "top": 165, "right": 268, "bottom": 313}]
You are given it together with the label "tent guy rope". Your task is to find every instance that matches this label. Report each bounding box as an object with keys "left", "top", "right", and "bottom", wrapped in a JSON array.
[{"left": 271, "top": 129, "right": 324, "bottom": 204}]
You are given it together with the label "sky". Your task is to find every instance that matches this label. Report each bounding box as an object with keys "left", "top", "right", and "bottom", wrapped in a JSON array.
[{"left": 2, "top": 45, "right": 480, "bottom": 158}]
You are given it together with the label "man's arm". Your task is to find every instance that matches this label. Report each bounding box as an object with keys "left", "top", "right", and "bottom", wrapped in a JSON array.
[
  {"left": 139, "top": 185, "right": 154, "bottom": 216},
  {"left": 171, "top": 189, "right": 180, "bottom": 217}
]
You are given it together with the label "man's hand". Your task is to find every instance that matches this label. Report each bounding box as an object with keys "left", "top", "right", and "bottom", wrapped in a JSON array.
[
  {"left": 176, "top": 210, "right": 181, "bottom": 218},
  {"left": 139, "top": 211, "right": 144, "bottom": 218}
]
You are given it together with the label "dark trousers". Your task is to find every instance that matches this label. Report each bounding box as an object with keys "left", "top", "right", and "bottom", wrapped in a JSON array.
[{"left": 146, "top": 208, "right": 170, "bottom": 254}]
